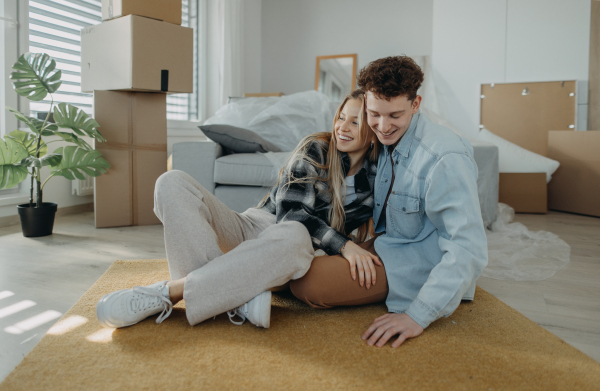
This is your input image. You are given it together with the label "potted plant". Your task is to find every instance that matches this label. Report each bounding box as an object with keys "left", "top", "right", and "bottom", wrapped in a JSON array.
[{"left": 0, "top": 52, "right": 110, "bottom": 237}]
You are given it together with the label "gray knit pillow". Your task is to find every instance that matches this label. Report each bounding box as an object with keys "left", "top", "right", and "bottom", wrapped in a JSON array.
[{"left": 199, "top": 124, "right": 282, "bottom": 153}]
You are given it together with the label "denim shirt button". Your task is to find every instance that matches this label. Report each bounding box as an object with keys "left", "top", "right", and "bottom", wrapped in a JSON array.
[
  {"left": 385, "top": 179, "right": 388, "bottom": 182},
  {"left": 402, "top": 207, "right": 406, "bottom": 212},
  {"left": 377, "top": 203, "right": 380, "bottom": 206}
]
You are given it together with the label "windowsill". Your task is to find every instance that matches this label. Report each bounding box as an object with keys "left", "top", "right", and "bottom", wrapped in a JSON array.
[{"left": 0, "top": 195, "right": 30, "bottom": 207}]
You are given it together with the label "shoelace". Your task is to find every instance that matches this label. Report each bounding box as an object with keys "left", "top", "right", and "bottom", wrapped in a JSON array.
[
  {"left": 131, "top": 285, "right": 173, "bottom": 324},
  {"left": 227, "top": 303, "right": 248, "bottom": 325}
]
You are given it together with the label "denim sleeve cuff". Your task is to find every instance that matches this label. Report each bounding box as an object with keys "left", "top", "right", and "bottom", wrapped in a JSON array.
[{"left": 404, "top": 298, "right": 439, "bottom": 329}]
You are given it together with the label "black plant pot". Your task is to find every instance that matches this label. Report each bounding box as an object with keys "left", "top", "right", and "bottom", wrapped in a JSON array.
[{"left": 17, "top": 202, "right": 57, "bottom": 237}]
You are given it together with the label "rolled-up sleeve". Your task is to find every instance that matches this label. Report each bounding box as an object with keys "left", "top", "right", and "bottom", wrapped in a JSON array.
[{"left": 404, "top": 152, "right": 488, "bottom": 329}]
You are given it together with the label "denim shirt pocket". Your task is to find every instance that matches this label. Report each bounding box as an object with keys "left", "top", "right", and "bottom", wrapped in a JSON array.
[{"left": 387, "top": 194, "right": 424, "bottom": 239}]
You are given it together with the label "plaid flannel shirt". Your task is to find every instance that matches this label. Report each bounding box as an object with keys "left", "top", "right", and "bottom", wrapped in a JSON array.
[{"left": 258, "top": 139, "right": 377, "bottom": 255}]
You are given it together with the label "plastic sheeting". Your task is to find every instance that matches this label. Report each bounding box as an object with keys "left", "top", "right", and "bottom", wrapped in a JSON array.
[
  {"left": 204, "top": 90, "right": 334, "bottom": 152},
  {"left": 483, "top": 203, "right": 571, "bottom": 281}
]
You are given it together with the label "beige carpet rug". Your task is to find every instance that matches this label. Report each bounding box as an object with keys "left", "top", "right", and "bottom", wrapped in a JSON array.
[{"left": 1, "top": 259, "right": 599, "bottom": 391}]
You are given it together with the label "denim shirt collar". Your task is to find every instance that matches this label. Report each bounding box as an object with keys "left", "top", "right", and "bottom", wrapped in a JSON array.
[{"left": 384, "top": 112, "right": 420, "bottom": 159}]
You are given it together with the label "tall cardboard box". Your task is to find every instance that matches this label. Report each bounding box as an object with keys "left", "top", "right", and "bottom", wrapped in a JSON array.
[
  {"left": 94, "top": 91, "right": 167, "bottom": 228},
  {"left": 81, "top": 15, "right": 193, "bottom": 93},
  {"left": 480, "top": 81, "right": 577, "bottom": 213},
  {"left": 102, "top": 0, "right": 182, "bottom": 25},
  {"left": 547, "top": 131, "right": 600, "bottom": 217}
]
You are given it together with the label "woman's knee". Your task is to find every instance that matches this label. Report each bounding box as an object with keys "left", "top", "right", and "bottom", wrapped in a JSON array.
[
  {"left": 278, "top": 221, "right": 312, "bottom": 250},
  {"left": 290, "top": 277, "right": 330, "bottom": 309},
  {"left": 155, "top": 170, "right": 185, "bottom": 197}
]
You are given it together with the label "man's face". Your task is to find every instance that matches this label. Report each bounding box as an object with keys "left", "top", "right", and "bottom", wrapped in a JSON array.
[{"left": 365, "top": 92, "right": 421, "bottom": 147}]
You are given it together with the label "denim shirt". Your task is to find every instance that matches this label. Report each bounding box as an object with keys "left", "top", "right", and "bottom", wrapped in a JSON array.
[{"left": 373, "top": 112, "right": 488, "bottom": 329}]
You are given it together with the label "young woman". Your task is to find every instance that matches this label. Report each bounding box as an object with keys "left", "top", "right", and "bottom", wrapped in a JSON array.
[{"left": 96, "top": 89, "right": 386, "bottom": 330}]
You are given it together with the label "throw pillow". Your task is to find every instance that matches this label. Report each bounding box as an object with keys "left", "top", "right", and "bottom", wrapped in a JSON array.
[
  {"left": 199, "top": 124, "right": 282, "bottom": 153},
  {"left": 477, "top": 127, "right": 559, "bottom": 183}
]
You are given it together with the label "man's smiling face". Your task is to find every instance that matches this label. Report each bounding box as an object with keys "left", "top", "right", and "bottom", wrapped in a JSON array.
[{"left": 365, "top": 91, "right": 421, "bottom": 147}]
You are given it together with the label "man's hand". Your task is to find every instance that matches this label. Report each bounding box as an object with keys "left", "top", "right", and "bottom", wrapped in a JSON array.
[{"left": 362, "top": 313, "right": 424, "bottom": 348}]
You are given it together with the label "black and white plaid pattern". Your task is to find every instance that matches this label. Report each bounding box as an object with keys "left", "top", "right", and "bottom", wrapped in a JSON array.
[{"left": 258, "top": 139, "right": 377, "bottom": 255}]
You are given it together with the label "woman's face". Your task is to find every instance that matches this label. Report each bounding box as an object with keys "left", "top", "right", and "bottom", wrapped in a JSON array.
[{"left": 334, "top": 98, "right": 370, "bottom": 154}]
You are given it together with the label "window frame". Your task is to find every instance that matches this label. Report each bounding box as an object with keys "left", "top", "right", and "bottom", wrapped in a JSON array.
[{"left": 0, "top": 0, "right": 30, "bottom": 200}]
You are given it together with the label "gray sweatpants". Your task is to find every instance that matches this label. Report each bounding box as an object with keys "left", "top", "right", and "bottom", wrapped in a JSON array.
[{"left": 153, "top": 170, "right": 314, "bottom": 326}]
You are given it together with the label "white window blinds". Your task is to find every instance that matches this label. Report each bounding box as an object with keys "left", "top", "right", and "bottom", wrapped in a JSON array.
[
  {"left": 166, "top": 0, "right": 199, "bottom": 121},
  {"left": 28, "top": 0, "right": 199, "bottom": 121},
  {"left": 28, "top": 0, "right": 102, "bottom": 115}
]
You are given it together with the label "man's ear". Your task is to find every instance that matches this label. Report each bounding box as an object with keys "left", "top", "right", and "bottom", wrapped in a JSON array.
[{"left": 412, "top": 95, "right": 422, "bottom": 113}]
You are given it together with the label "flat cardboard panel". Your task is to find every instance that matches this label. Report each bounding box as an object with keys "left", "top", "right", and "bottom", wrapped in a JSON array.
[
  {"left": 102, "top": 0, "right": 182, "bottom": 25},
  {"left": 81, "top": 15, "right": 193, "bottom": 93},
  {"left": 94, "top": 149, "right": 133, "bottom": 228},
  {"left": 499, "top": 173, "right": 547, "bottom": 213},
  {"left": 548, "top": 130, "right": 600, "bottom": 217},
  {"left": 93, "top": 91, "right": 167, "bottom": 228},
  {"left": 481, "top": 81, "right": 576, "bottom": 156}
]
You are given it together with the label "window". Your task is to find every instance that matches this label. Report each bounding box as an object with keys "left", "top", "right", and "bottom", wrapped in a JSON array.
[
  {"left": 1, "top": 1, "right": 27, "bottom": 196},
  {"left": 166, "top": 0, "right": 199, "bottom": 121},
  {"left": 27, "top": 0, "right": 200, "bottom": 121},
  {"left": 28, "top": 0, "right": 102, "bottom": 116}
]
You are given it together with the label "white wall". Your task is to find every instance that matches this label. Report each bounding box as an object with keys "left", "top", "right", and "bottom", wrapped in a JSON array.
[
  {"left": 261, "top": 0, "right": 434, "bottom": 95},
  {"left": 431, "top": 0, "right": 591, "bottom": 138},
  {"left": 243, "top": 0, "right": 262, "bottom": 94}
]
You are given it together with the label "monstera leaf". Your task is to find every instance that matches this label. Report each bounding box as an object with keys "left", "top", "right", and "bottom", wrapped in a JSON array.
[
  {"left": 7, "top": 130, "right": 48, "bottom": 156},
  {"left": 20, "top": 153, "right": 62, "bottom": 168},
  {"left": 10, "top": 53, "right": 62, "bottom": 101},
  {"left": 52, "top": 131, "right": 93, "bottom": 151},
  {"left": 6, "top": 107, "right": 57, "bottom": 136},
  {"left": 49, "top": 146, "right": 110, "bottom": 181},
  {"left": 0, "top": 138, "right": 29, "bottom": 189},
  {"left": 53, "top": 103, "right": 105, "bottom": 142}
]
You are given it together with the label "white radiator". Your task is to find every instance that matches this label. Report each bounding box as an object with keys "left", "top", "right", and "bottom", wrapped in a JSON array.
[{"left": 72, "top": 175, "right": 94, "bottom": 196}]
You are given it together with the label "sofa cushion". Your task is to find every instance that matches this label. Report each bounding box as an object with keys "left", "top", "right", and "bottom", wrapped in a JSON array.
[
  {"left": 199, "top": 124, "right": 282, "bottom": 153},
  {"left": 214, "top": 153, "right": 279, "bottom": 187}
]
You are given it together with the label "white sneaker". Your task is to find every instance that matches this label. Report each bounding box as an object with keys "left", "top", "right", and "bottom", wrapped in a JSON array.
[
  {"left": 227, "top": 291, "right": 271, "bottom": 328},
  {"left": 96, "top": 281, "right": 173, "bottom": 328}
]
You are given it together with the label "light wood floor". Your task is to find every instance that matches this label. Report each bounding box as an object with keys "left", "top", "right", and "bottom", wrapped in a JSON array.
[{"left": 0, "top": 210, "right": 598, "bottom": 382}]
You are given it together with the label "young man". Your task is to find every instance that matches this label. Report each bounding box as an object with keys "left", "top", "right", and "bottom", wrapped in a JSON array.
[{"left": 358, "top": 56, "right": 488, "bottom": 348}]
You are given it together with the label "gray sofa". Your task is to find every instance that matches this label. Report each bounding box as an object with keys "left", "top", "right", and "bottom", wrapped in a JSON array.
[
  {"left": 172, "top": 140, "right": 276, "bottom": 212},
  {"left": 172, "top": 137, "right": 500, "bottom": 226}
]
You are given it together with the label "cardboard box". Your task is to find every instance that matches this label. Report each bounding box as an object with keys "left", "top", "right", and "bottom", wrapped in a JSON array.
[
  {"left": 93, "top": 91, "right": 167, "bottom": 228},
  {"left": 480, "top": 81, "right": 576, "bottom": 156},
  {"left": 547, "top": 131, "right": 600, "bottom": 217},
  {"left": 102, "top": 0, "right": 182, "bottom": 25},
  {"left": 81, "top": 15, "right": 193, "bottom": 93},
  {"left": 499, "top": 173, "right": 547, "bottom": 213}
]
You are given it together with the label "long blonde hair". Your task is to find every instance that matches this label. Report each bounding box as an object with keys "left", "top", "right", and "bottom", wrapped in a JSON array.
[{"left": 259, "top": 89, "right": 379, "bottom": 243}]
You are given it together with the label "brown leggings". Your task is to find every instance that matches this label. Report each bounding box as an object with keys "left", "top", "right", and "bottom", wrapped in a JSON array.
[{"left": 289, "top": 237, "right": 389, "bottom": 309}]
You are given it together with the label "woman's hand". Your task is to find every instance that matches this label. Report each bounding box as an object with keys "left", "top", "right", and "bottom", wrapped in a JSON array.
[{"left": 340, "top": 240, "right": 382, "bottom": 289}]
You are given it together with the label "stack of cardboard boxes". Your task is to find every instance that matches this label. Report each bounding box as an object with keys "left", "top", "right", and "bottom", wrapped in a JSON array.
[{"left": 81, "top": 0, "right": 193, "bottom": 228}]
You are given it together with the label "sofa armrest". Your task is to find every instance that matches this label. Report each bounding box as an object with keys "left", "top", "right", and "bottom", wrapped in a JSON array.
[{"left": 172, "top": 140, "right": 223, "bottom": 194}]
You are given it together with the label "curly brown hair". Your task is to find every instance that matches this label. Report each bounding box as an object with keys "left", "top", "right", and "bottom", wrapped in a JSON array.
[{"left": 357, "top": 56, "right": 424, "bottom": 101}]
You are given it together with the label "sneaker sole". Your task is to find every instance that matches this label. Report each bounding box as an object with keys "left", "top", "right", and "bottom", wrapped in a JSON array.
[
  {"left": 253, "top": 291, "right": 271, "bottom": 329},
  {"left": 96, "top": 293, "right": 118, "bottom": 328}
]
